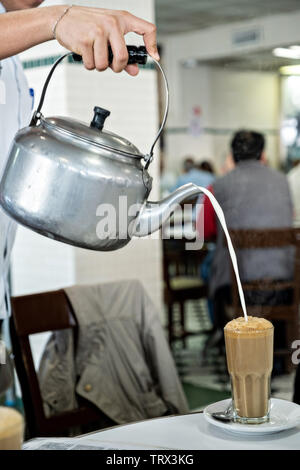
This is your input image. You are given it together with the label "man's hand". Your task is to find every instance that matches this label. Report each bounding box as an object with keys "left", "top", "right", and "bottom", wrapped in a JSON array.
[{"left": 54, "top": 6, "right": 159, "bottom": 76}]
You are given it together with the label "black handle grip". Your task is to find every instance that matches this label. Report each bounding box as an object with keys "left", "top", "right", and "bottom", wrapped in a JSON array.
[{"left": 72, "top": 45, "right": 148, "bottom": 66}]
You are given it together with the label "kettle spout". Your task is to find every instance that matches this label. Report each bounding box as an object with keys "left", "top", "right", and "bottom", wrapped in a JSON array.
[{"left": 131, "top": 183, "right": 202, "bottom": 237}]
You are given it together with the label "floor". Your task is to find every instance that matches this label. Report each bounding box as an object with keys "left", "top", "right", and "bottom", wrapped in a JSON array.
[{"left": 168, "top": 299, "right": 296, "bottom": 411}]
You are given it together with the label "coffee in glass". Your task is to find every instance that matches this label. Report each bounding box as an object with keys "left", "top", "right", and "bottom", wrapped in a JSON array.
[
  {"left": 224, "top": 316, "right": 274, "bottom": 424},
  {"left": 0, "top": 407, "right": 24, "bottom": 450}
]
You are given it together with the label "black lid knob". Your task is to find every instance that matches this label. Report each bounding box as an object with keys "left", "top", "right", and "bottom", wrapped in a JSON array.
[{"left": 90, "top": 106, "right": 110, "bottom": 131}]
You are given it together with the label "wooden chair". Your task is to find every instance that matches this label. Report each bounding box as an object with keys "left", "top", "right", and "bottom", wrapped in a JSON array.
[
  {"left": 10, "top": 289, "right": 115, "bottom": 439},
  {"left": 163, "top": 238, "right": 209, "bottom": 346},
  {"left": 229, "top": 228, "right": 300, "bottom": 371}
]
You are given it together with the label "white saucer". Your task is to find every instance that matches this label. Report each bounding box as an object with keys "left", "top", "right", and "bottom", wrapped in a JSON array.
[{"left": 204, "top": 398, "right": 300, "bottom": 435}]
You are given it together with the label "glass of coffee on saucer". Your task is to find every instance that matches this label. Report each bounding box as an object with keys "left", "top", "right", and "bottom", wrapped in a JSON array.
[{"left": 224, "top": 316, "right": 274, "bottom": 424}]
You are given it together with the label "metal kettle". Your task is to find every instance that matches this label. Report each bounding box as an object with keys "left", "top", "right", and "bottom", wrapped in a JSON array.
[{"left": 0, "top": 47, "right": 200, "bottom": 251}]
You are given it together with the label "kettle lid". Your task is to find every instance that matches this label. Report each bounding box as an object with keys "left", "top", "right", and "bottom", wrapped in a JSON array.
[{"left": 42, "top": 106, "right": 143, "bottom": 158}]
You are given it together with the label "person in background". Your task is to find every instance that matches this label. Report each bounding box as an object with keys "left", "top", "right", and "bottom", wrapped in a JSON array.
[
  {"left": 287, "top": 157, "right": 300, "bottom": 228},
  {"left": 172, "top": 156, "right": 215, "bottom": 191},
  {"left": 198, "top": 160, "right": 215, "bottom": 175},
  {"left": 0, "top": 0, "right": 158, "bottom": 325},
  {"left": 197, "top": 130, "right": 293, "bottom": 357},
  {"left": 220, "top": 153, "right": 235, "bottom": 175}
]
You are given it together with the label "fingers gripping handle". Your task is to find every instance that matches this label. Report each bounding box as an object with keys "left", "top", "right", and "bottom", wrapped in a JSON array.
[{"left": 72, "top": 45, "right": 148, "bottom": 66}]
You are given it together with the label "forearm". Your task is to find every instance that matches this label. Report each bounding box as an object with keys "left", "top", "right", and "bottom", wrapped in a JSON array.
[
  {"left": 0, "top": 5, "right": 158, "bottom": 74},
  {"left": 0, "top": 5, "right": 65, "bottom": 59}
]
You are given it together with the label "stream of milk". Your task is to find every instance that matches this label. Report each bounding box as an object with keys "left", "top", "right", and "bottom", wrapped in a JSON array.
[{"left": 196, "top": 186, "right": 248, "bottom": 321}]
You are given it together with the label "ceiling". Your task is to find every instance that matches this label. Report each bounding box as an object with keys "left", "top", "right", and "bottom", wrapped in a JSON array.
[
  {"left": 155, "top": 0, "right": 300, "bottom": 35},
  {"left": 199, "top": 49, "right": 300, "bottom": 72}
]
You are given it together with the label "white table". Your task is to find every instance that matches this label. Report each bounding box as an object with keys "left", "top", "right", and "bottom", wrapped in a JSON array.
[{"left": 76, "top": 412, "right": 300, "bottom": 450}]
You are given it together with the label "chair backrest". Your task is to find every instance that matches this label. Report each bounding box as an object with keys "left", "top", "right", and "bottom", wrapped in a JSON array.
[
  {"left": 10, "top": 289, "right": 103, "bottom": 438},
  {"left": 162, "top": 239, "right": 207, "bottom": 289},
  {"left": 229, "top": 228, "right": 300, "bottom": 318}
]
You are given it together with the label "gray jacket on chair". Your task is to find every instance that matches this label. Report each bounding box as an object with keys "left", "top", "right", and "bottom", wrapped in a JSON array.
[
  {"left": 38, "top": 280, "right": 188, "bottom": 424},
  {"left": 210, "top": 160, "right": 293, "bottom": 297}
]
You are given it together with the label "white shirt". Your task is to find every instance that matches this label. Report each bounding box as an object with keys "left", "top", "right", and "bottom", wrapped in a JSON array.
[
  {"left": 0, "top": 3, "right": 32, "bottom": 317},
  {"left": 288, "top": 163, "right": 300, "bottom": 228}
]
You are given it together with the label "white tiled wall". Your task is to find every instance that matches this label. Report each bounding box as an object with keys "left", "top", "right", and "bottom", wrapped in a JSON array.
[
  {"left": 10, "top": 62, "right": 74, "bottom": 296},
  {"left": 74, "top": 237, "right": 163, "bottom": 314},
  {"left": 11, "top": 0, "right": 164, "bottom": 316}
]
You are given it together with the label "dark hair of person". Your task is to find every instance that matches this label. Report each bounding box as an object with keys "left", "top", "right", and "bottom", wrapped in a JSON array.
[
  {"left": 231, "top": 130, "right": 265, "bottom": 163},
  {"left": 199, "top": 160, "right": 214, "bottom": 174},
  {"left": 183, "top": 157, "right": 195, "bottom": 173}
]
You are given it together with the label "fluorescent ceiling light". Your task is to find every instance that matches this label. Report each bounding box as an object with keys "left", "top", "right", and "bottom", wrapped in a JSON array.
[
  {"left": 273, "top": 47, "right": 300, "bottom": 59},
  {"left": 279, "top": 65, "right": 300, "bottom": 75}
]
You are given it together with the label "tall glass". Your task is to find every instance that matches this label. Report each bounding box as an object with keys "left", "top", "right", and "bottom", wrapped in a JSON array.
[
  {"left": 0, "top": 407, "right": 24, "bottom": 450},
  {"left": 224, "top": 316, "right": 274, "bottom": 424}
]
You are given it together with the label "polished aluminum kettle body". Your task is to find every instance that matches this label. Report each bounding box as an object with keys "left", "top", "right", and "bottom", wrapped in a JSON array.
[
  {"left": 0, "top": 118, "right": 152, "bottom": 250},
  {"left": 0, "top": 50, "right": 199, "bottom": 251}
]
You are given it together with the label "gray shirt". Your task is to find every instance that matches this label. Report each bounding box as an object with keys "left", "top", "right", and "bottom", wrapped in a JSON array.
[{"left": 210, "top": 160, "right": 293, "bottom": 296}]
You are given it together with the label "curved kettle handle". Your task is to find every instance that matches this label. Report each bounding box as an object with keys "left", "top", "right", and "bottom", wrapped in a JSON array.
[{"left": 30, "top": 48, "right": 169, "bottom": 168}]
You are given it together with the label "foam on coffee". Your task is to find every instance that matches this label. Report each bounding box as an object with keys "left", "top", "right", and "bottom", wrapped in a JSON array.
[
  {"left": 225, "top": 316, "right": 273, "bottom": 335},
  {"left": 0, "top": 407, "right": 23, "bottom": 450}
]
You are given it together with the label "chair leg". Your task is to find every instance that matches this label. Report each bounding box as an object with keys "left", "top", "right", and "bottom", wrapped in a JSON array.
[{"left": 179, "top": 302, "right": 186, "bottom": 348}]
